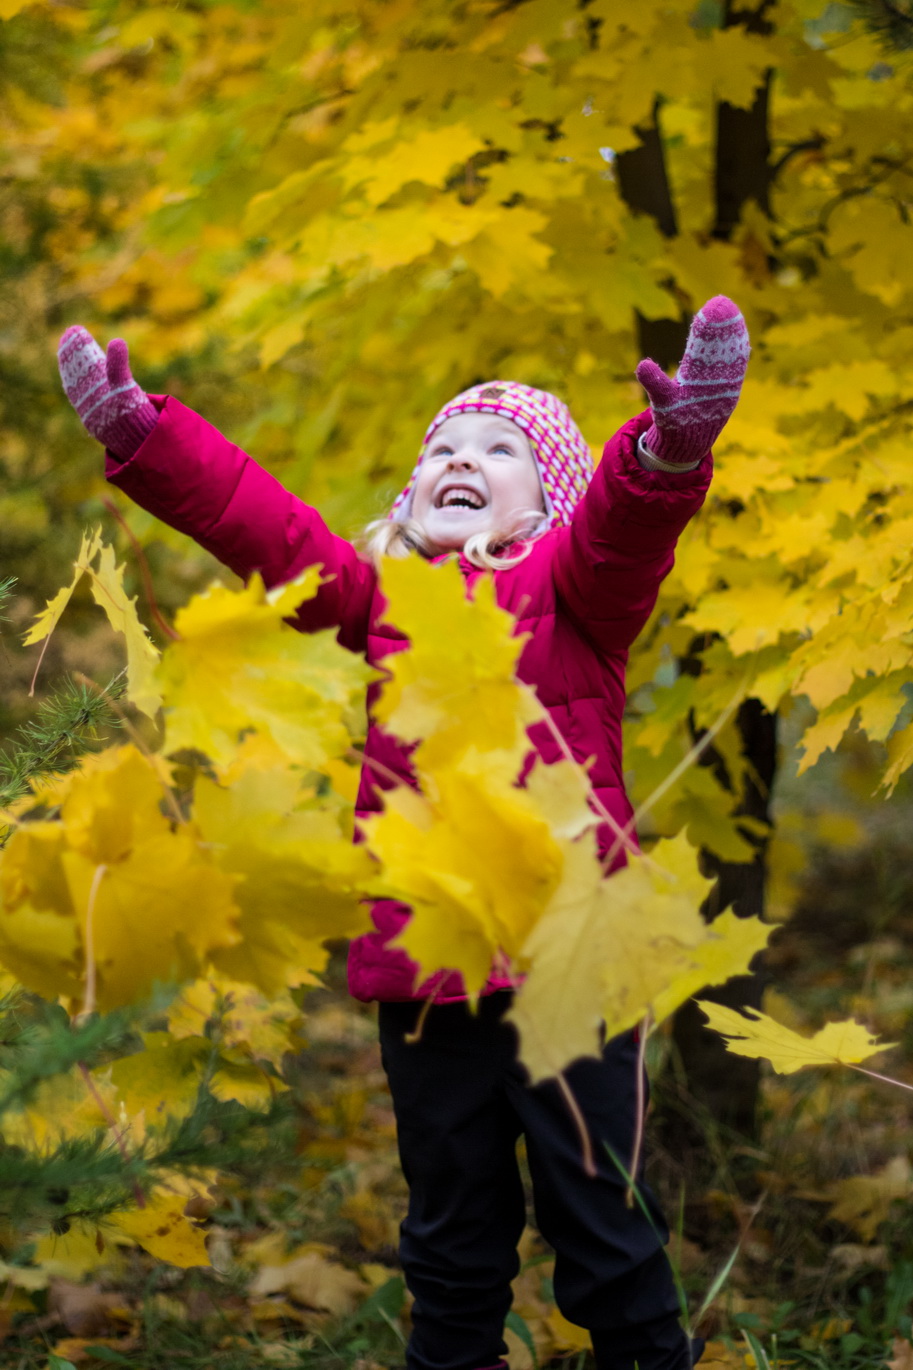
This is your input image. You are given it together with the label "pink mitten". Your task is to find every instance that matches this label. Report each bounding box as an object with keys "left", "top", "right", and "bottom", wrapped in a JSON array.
[
  {"left": 635, "top": 296, "right": 750, "bottom": 469},
  {"left": 58, "top": 326, "right": 158, "bottom": 461}
]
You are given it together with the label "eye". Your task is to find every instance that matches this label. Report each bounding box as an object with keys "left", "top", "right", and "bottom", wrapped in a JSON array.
[
  {"left": 491, "top": 443, "right": 514, "bottom": 456},
  {"left": 429, "top": 445, "right": 453, "bottom": 458}
]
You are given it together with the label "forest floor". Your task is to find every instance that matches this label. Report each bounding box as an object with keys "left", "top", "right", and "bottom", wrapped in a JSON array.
[{"left": 3, "top": 769, "right": 913, "bottom": 1369}]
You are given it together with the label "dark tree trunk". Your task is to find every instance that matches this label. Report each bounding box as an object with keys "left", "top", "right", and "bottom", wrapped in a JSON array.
[
  {"left": 615, "top": 8, "right": 778, "bottom": 1154},
  {"left": 615, "top": 103, "right": 690, "bottom": 370},
  {"left": 662, "top": 0, "right": 779, "bottom": 1153},
  {"left": 664, "top": 701, "right": 777, "bottom": 1149}
]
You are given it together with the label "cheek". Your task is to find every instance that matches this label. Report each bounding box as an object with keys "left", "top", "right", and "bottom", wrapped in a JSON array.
[
  {"left": 410, "top": 467, "right": 435, "bottom": 515},
  {"left": 505, "top": 465, "right": 545, "bottom": 512}
]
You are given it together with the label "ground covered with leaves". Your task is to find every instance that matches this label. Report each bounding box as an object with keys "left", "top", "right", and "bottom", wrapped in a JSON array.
[{"left": 4, "top": 818, "right": 913, "bottom": 1370}]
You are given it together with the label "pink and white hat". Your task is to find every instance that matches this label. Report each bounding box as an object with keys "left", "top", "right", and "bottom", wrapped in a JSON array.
[{"left": 391, "top": 381, "right": 594, "bottom": 530}]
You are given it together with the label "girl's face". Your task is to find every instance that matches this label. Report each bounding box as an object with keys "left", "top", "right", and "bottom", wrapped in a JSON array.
[{"left": 409, "top": 412, "right": 545, "bottom": 555}]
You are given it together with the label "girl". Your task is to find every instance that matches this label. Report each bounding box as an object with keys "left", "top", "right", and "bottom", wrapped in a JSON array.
[{"left": 58, "top": 296, "right": 749, "bottom": 1370}]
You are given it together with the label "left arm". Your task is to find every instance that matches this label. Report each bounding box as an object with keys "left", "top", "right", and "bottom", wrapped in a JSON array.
[
  {"left": 552, "top": 411, "right": 712, "bottom": 654},
  {"left": 553, "top": 295, "right": 748, "bottom": 654}
]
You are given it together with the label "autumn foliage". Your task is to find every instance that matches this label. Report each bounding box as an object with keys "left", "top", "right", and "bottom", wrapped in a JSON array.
[{"left": 4, "top": 0, "right": 913, "bottom": 1361}]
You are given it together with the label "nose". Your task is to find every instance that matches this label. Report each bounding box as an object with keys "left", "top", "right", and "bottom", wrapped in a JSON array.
[{"left": 446, "top": 449, "right": 477, "bottom": 471}]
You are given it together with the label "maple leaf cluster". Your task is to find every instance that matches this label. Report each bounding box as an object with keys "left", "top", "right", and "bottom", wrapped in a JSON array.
[{"left": 1, "top": 534, "right": 894, "bottom": 1275}]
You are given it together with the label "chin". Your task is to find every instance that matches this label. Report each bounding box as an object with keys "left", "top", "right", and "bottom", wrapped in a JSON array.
[{"left": 426, "top": 518, "right": 488, "bottom": 550}]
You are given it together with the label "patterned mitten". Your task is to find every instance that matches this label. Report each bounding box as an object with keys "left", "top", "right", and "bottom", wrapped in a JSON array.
[
  {"left": 58, "top": 326, "right": 158, "bottom": 461},
  {"left": 635, "top": 295, "right": 750, "bottom": 470}
]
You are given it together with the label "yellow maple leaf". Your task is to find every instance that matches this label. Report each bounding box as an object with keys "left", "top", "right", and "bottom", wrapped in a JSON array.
[
  {"left": 376, "top": 556, "right": 541, "bottom": 772},
  {"left": 109, "top": 1191, "right": 210, "bottom": 1268},
  {"left": 209, "top": 1049, "right": 285, "bottom": 1111},
  {"left": 88, "top": 541, "right": 161, "bottom": 718},
  {"left": 341, "top": 122, "right": 485, "bottom": 206},
  {"left": 462, "top": 206, "right": 553, "bottom": 297},
  {"left": 192, "top": 761, "right": 373, "bottom": 993},
  {"left": 31, "top": 1223, "right": 119, "bottom": 1281},
  {"left": 648, "top": 908, "right": 772, "bottom": 1027},
  {"left": 168, "top": 975, "right": 302, "bottom": 1067},
  {"left": 23, "top": 531, "right": 160, "bottom": 715},
  {"left": 157, "top": 571, "right": 372, "bottom": 769},
  {"left": 1, "top": 1067, "right": 106, "bottom": 1150},
  {"left": 59, "top": 744, "right": 171, "bottom": 865},
  {"left": 366, "top": 757, "right": 564, "bottom": 995},
  {"left": 827, "top": 1156, "right": 912, "bottom": 1243},
  {"left": 0, "top": 747, "right": 240, "bottom": 1010},
  {"left": 105, "top": 1033, "right": 211, "bottom": 1134},
  {"left": 22, "top": 528, "right": 102, "bottom": 683},
  {"left": 510, "top": 834, "right": 717, "bottom": 1081},
  {"left": 698, "top": 1002, "right": 896, "bottom": 1074},
  {"left": 246, "top": 1241, "right": 365, "bottom": 1316}
]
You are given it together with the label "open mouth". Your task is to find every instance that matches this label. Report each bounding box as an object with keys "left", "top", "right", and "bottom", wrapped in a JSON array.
[{"left": 436, "top": 485, "right": 486, "bottom": 510}]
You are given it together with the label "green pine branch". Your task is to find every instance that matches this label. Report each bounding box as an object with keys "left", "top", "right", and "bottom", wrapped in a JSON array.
[
  {"left": 0, "top": 673, "right": 126, "bottom": 822},
  {"left": 848, "top": 0, "right": 913, "bottom": 50},
  {"left": 0, "top": 577, "right": 15, "bottom": 621},
  {"left": 0, "top": 991, "right": 298, "bottom": 1246}
]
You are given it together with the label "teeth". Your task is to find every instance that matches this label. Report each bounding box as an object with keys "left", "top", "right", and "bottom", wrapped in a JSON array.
[{"left": 441, "top": 488, "right": 484, "bottom": 509}]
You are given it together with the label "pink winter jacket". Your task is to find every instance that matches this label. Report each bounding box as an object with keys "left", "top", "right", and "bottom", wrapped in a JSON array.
[{"left": 106, "top": 398, "right": 712, "bottom": 1003}]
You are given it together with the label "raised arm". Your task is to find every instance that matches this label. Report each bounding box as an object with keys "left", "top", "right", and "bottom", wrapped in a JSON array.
[
  {"left": 553, "top": 297, "right": 749, "bottom": 654},
  {"left": 58, "top": 328, "right": 377, "bottom": 653}
]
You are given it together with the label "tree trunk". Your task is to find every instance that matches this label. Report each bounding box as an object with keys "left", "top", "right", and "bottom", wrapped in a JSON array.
[
  {"left": 614, "top": 103, "right": 690, "bottom": 370},
  {"left": 616, "top": 8, "right": 778, "bottom": 1151},
  {"left": 658, "top": 0, "right": 779, "bottom": 1155}
]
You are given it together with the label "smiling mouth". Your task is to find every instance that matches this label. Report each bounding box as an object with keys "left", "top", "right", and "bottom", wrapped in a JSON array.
[{"left": 436, "top": 486, "right": 486, "bottom": 510}]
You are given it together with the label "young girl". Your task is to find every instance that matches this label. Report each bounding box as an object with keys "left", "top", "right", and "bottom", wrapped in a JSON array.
[{"left": 58, "top": 296, "right": 750, "bottom": 1370}]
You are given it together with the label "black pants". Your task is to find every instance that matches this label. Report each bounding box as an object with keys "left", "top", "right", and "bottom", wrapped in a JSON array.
[{"left": 379, "top": 994, "right": 700, "bottom": 1370}]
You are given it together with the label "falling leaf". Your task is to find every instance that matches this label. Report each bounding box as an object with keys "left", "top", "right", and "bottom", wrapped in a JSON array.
[
  {"left": 156, "top": 571, "right": 373, "bottom": 769},
  {"left": 192, "top": 760, "right": 373, "bottom": 993},
  {"left": 0, "top": 747, "right": 240, "bottom": 1009},
  {"left": 511, "top": 835, "right": 725, "bottom": 1081},
  {"left": 366, "top": 755, "right": 565, "bottom": 995},
  {"left": 88, "top": 541, "right": 161, "bottom": 718},
  {"left": 375, "top": 556, "right": 541, "bottom": 773},
  {"left": 23, "top": 528, "right": 102, "bottom": 657},
  {"left": 698, "top": 1002, "right": 896, "bottom": 1074}
]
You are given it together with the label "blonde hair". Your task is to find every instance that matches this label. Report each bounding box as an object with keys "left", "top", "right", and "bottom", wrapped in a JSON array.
[{"left": 363, "top": 511, "right": 546, "bottom": 571}]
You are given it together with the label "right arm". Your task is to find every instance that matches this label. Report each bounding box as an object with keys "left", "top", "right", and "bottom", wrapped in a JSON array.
[
  {"left": 107, "top": 396, "right": 377, "bottom": 652},
  {"left": 58, "top": 327, "right": 376, "bottom": 654}
]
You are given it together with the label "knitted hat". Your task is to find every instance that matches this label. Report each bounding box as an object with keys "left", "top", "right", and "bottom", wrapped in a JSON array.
[{"left": 391, "top": 381, "right": 594, "bottom": 530}]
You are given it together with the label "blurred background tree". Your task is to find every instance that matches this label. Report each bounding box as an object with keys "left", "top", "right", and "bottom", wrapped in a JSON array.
[{"left": 4, "top": 0, "right": 913, "bottom": 1144}]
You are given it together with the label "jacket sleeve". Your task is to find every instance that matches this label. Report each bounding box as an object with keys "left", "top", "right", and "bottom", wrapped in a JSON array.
[
  {"left": 552, "top": 409, "right": 712, "bottom": 655},
  {"left": 105, "top": 395, "right": 377, "bottom": 654}
]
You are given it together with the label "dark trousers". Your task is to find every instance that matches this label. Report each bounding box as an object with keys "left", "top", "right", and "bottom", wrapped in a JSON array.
[{"left": 379, "top": 993, "right": 698, "bottom": 1370}]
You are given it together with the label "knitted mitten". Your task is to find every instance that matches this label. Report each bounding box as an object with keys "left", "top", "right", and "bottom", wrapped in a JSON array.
[
  {"left": 635, "top": 295, "right": 749, "bottom": 470},
  {"left": 58, "top": 326, "right": 158, "bottom": 461}
]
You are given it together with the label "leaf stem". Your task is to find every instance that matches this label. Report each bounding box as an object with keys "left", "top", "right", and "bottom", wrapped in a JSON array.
[
  {"left": 77, "top": 862, "right": 107, "bottom": 1023},
  {"left": 102, "top": 496, "right": 180, "bottom": 642},
  {"left": 626, "top": 1013, "right": 651, "bottom": 1208},
  {"left": 851, "top": 1064, "right": 913, "bottom": 1093},
  {"left": 607, "top": 667, "right": 753, "bottom": 870},
  {"left": 556, "top": 1072, "right": 596, "bottom": 1178},
  {"left": 77, "top": 1061, "right": 146, "bottom": 1210}
]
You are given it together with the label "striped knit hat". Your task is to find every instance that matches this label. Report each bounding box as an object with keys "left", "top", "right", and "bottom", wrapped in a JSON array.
[{"left": 391, "top": 381, "right": 594, "bottom": 530}]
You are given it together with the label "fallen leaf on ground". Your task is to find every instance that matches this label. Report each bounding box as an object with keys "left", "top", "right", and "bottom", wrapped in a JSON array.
[
  {"left": 827, "top": 1156, "right": 913, "bottom": 1241},
  {"left": 52, "top": 1336, "right": 140, "bottom": 1365},
  {"left": 248, "top": 1247, "right": 366, "bottom": 1316},
  {"left": 109, "top": 1191, "right": 210, "bottom": 1268},
  {"left": 48, "top": 1280, "right": 131, "bottom": 1337},
  {"left": 888, "top": 1338, "right": 913, "bottom": 1370}
]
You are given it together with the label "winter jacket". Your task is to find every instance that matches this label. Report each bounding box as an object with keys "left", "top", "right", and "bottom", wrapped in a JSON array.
[{"left": 106, "top": 398, "right": 712, "bottom": 1003}]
